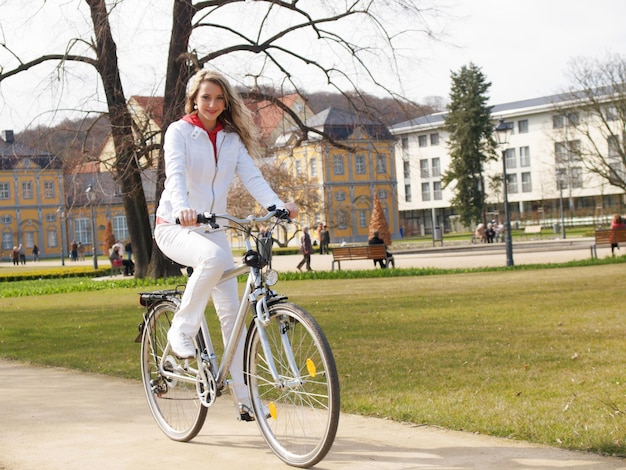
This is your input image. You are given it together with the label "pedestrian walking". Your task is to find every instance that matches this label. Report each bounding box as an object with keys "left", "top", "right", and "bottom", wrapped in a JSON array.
[{"left": 296, "top": 226, "right": 313, "bottom": 271}]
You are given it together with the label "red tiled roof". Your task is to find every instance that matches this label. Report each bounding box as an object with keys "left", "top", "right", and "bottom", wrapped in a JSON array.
[
  {"left": 247, "top": 94, "right": 300, "bottom": 140},
  {"left": 130, "top": 96, "right": 165, "bottom": 128}
]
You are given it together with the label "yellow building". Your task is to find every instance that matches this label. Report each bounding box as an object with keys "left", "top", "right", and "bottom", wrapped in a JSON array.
[
  {"left": 0, "top": 93, "right": 320, "bottom": 262},
  {"left": 0, "top": 130, "right": 66, "bottom": 261},
  {"left": 274, "top": 108, "right": 399, "bottom": 244}
]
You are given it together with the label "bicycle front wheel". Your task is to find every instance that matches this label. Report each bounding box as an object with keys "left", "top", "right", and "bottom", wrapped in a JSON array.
[
  {"left": 140, "top": 300, "right": 207, "bottom": 441},
  {"left": 245, "top": 302, "right": 340, "bottom": 468}
]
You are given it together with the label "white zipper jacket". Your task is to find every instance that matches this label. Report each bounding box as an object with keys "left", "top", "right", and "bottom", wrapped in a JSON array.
[{"left": 156, "top": 119, "right": 284, "bottom": 222}]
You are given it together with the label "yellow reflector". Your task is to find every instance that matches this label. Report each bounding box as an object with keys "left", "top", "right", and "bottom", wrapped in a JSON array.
[
  {"left": 269, "top": 401, "right": 277, "bottom": 420},
  {"left": 306, "top": 358, "right": 317, "bottom": 378}
]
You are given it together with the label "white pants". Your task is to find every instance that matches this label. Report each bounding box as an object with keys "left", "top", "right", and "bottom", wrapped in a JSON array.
[{"left": 154, "top": 224, "right": 249, "bottom": 403}]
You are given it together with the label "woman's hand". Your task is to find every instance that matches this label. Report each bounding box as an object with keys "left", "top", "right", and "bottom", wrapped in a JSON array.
[
  {"left": 284, "top": 201, "right": 299, "bottom": 219},
  {"left": 177, "top": 208, "right": 198, "bottom": 227}
]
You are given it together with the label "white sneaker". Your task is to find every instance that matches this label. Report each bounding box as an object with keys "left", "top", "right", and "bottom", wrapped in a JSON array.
[{"left": 167, "top": 329, "right": 196, "bottom": 358}]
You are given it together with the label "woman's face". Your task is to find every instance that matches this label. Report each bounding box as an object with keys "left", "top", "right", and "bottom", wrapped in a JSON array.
[{"left": 194, "top": 80, "right": 226, "bottom": 130}]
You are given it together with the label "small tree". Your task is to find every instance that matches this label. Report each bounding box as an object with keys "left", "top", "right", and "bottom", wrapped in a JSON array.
[
  {"left": 103, "top": 220, "right": 115, "bottom": 255},
  {"left": 368, "top": 194, "right": 391, "bottom": 245},
  {"left": 442, "top": 63, "right": 497, "bottom": 228}
]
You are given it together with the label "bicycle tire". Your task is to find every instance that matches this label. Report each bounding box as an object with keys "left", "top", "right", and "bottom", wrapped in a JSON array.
[
  {"left": 245, "top": 302, "right": 340, "bottom": 468},
  {"left": 140, "top": 300, "right": 207, "bottom": 441}
]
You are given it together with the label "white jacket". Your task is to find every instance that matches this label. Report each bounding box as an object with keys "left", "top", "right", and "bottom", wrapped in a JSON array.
[{"left": 156, "top": 120, "right": 283, "bottom": 222}]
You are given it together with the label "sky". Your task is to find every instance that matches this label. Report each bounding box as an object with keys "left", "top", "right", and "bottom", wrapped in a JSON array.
[{"left": 1, "top": 0, "right": 625, "bottom": 133}]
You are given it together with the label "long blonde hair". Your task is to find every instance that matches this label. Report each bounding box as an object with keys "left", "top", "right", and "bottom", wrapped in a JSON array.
[{"left": 185, "top": 69, "right": 260, "bottom": 156}]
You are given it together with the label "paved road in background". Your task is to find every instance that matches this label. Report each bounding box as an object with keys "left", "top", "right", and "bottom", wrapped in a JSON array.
[
  {"left": 2, "top": 238, "right": 625, "bottom": 469},
  {"left": 9, "top": 237, "right": 601, "bottom": 273}
]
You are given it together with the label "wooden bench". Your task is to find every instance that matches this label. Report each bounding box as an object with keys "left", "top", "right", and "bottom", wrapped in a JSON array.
[
  {"left": 331, "top": 244, "right": 394, "bottom": 271},
  {"left": 590, "top": 228, "right": 626, "bottom": 258},
  {"left": 523, "top": 225, "right": 542, "bottom": 238}
]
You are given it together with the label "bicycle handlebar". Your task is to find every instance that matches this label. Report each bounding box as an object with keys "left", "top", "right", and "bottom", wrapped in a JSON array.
[{"left": 176, "top": 206, "right": 291, "bottom": 227}]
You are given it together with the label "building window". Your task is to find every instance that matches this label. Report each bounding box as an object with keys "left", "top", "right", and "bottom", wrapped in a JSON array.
[
  {"left": 75, "top": 218, "right": 91, "bottom": 245},
  {"left": 2, "top": 231, "right": 13, "bottom": 250},
  {"left": 608, "top": 135, "right": 620, "bottom": 158},
  {"left": 507, "top": 174, "right": 518, "bottom": 194},
  {"left": 337, "top": 209, "right": 348, "bottom": 229},
  {"left": 1, "top": 215, "right": 12, "bottom": 224},
  {"left": 310, "top": 158, "right": 317, "bottom": 177},
  {"left": 358, "top": 209, "right": 367, "bottom": 228},
  {"left": 505, "top": 148, "right": 516, "bottom": 169},
  {"left": 570, "top": 167, "right": 583, "bottom": 188},
  {"left": 567, "top": 112, "right": 579, "bottom": 126},
  {"left": 420, "top": 159, "right": 429, "bottom": 178},
  {"left": 518, "top": 120, "right": 529, "bottom": 133},
  {"left": 355, "top": 154, "right": 366, "bottom": 174},
  {"left": 553, "top": 112, "right": 579, "bottom": 128},
  {"left": 432, "top": 157, "right": 441, "bottom": 177},
  {"left": 521, "top": 172, "right": 532, "bottom": 192},
  {"left": 418, "top": 135, "right": 428, "bottom": 147},
  {"left": 0, "top": 182, "right": 9, "bottom": 200},
  {"left": 519, "top": 146, "right": 531, "bottom": 167},
  {"left": 48, "top": 229, "right": 58, "bottom": 248},
  {"left": 376, "top": 155, "right": 386, "bottom": 173},
  {"left": 335, "top": 191, "right": 346, "bottom": 201},
  {"left": 404, "top": 184, "right": 412, "bottom": 202},
  {"left": 555, "top": 142, "right": 567, "bottom": 164},
  {"left": 401, "top": 136, "right": 409, "bottom": 151},
  {"left": 44, "top": 181, "right": 55, "bottom": 199},
  {"left": 113, "top": 215, "right": 129, "bottom": 242},
  {"left": 421, "top": 182, "right": 430, "bottom": 201},
  {"left": 377, "top": 189, "right": 387, "bottom": 199},
  {"left": 295, "top": 160, "right": 302, "bottom": 176},
  {"left": 333, "top": 155, "right": 344, "bottom": 175},
  {"left": 403, "top": 161, "right": 410, "bottom": 179},
  {"left": 430, "top": 133, "right": 439, "bottom": 146},
  {"left": 24, "top": 231, "right": 34, "bottom": 248},
  {"left": 22, "top": 181, "right": 33, "bottom": 199},
  {"left": 605, "top": 105, "right": 618, "bottom": 121},
  {"left": 433, "top": 181, "right": 442, "bottom": 200},
  {"left": 555, "top": 140, "right": 581, "bottom": 164},
  {"left": 553, "top": 115, "right": 566, "bottom": 129}
]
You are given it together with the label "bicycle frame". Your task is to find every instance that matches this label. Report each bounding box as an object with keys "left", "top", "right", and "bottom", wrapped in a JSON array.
[{"left": 153, "top": 211, "right": 298, "bottom": 402}]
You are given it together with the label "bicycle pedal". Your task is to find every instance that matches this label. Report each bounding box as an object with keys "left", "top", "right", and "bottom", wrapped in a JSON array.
[
  {"left": 239, "top": 411, "right": 255, "bottom": 422},
  {"left": 238, "top": 404, "right": 256, "bottom": 422}
]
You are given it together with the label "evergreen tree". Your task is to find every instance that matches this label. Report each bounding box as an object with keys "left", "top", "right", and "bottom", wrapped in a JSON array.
[
  {"left": 103, "top": 220, "right": 116, "bottom": 255},
  {"left": 369, "top": 194, "right": 392, "bottom": 246},
  {"left": 442, "top": 63, "right": 496, "bottom": 227}
]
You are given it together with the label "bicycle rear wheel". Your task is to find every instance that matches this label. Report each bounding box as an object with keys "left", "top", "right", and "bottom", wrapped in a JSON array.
[
  {"left": 245, "top": 302, "right": 340, "bottom": 468},
  {"left": 140, "top": 300, "right": 207, "bottom": 441}
]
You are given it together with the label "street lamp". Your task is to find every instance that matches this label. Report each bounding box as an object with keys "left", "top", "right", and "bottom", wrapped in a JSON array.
[
  {"left": 56, "top": 207, "right": 67, "bottom": 266},
  {"left": 494, "top": 118, "right": 514, "bottom": 267},
  {"left": 85, "top": 185, "right": 98, "bottom": 269}
]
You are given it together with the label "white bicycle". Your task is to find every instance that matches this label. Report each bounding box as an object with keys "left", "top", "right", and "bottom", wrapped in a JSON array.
[{"left": 137, "top": 208, "right": 340, "bottom": 468}]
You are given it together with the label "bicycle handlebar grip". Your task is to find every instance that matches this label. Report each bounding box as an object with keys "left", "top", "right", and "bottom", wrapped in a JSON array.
[
  {"left": 175, "top": 213, "right": 213, "bottom": 224},
  {"left": 268, "top": 206, "right": 291, "bottom": 222}
]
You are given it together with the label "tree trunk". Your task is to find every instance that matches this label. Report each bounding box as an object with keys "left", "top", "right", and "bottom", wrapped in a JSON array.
[
  {"left": 87, "top": 0, "right": 153, "bottom": 277},
  {"left": 147, "top": 0, "right": 196, "bottom": 278}
]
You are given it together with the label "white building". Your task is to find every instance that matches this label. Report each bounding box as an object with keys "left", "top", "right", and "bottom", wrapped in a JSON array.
[{"left": 390, "top": 92, "right": 626, "bottom": 237}]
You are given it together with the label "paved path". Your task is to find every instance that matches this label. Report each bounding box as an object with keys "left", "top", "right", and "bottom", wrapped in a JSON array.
[
  {"left": 2, "top": 238, "right": 625, "bottom": 469},
  {"left": 1, "top": 360, "right": 625, "bottom": 470}
]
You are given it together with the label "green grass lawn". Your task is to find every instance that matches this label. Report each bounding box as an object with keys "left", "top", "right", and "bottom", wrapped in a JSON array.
[{"left": 1, "top": 263, "right": 626, "bottom": 456}]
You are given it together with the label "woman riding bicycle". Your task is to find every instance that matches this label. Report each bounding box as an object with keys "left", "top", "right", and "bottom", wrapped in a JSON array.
[{"left": 153, "top": 69, "right": 298, "bottom": 421}]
